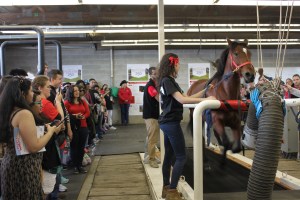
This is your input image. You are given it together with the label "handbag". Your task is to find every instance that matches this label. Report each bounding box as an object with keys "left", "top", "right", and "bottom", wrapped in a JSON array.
[{"left": 55, "top": 131, "right": 66, "bottom": 147}]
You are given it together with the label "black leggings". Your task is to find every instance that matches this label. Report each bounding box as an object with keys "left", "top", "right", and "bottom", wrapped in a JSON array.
[{"left": 70, "top": 127, "right": 89, "bottom": 168}]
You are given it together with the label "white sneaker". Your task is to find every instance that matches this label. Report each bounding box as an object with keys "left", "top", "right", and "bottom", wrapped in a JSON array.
[
  {"left": 59, "top": 184, "right": 67, "bottom": 192},
  {"left": 110, "top": 126, "right": 117, "bottom": 130},
  {"left": 144, "top": 155, "right": 161, "bottom": 164}
]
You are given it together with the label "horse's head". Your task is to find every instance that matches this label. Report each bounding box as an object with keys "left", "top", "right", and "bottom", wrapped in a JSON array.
[{"left": 227, "top": 38, "right": 255, "bottom": 83}]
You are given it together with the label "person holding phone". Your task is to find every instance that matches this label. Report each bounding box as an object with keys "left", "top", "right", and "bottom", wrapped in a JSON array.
[
  {"left": 32, "top": 75, "right": 66, "bottom": 199},
  {"left": 64, "top": 85, "right": 90, "bottom": 174},
  {"left": 0, "top": 77, "right": 62, "bottom": 200}
]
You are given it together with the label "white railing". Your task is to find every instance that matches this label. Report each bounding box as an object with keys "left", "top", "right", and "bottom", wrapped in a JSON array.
[
  {"left": 186, "top": 98, "right": 300, "bottom": 200},
  {"left": 187, "top": 100, "right": 221, "bottom": 200}
]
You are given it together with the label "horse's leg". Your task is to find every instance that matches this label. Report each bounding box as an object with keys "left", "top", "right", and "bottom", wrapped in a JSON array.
[
  {"left": 231, "top": 128, "right": 242, "bottom": 153},
  {"left": 203, "top": 120, "right": 211, "bottom": 171},
  {"left": 230, "top": 114, "right": 242, "bottom": 153},
  {"left": 212, "top": 119, "right": 229, "bottom": 166}
]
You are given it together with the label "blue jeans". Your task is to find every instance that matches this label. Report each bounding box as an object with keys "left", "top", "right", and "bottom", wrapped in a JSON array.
[
  {"left": 120, "top": 104, "right": 130, "bottom": 125},
  {"left": 160, "top": 121, "right": 187, "bottom": 189}
]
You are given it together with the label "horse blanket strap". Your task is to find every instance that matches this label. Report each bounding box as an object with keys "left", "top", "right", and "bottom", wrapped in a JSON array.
[{"left": 217, "top": 100, "right": 250, "bottom": 112}]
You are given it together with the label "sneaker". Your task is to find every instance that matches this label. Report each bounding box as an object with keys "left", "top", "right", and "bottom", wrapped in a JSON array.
[
  {"left": 59, "top": 184, "right": 67, "bottom": 192},
  {"left": 109, "top": 126, "right": 117, "bottom": 130},
  {"left": 149, "top": 159, "right": 159, "bottom": 168},
  {"left": 93, "top": 138, "right": 100, "bottom": 144},
  {"left": 73, "top": 167, "right": 79, "bottom": 174},
  {"left": 162, "top": 185, "right": 169, "bottom": 198},
  {"left": 61, "top": 176, "right": 69, "bottom": 184},
  {"left": 78, "top": 166, "right": 87, "bottom": 173},
  {"left": 144, "top": 155, "right": 161, "bottom": 164},
  {"left": 166, "top": 189, "right": 181, "bottom": 200}
]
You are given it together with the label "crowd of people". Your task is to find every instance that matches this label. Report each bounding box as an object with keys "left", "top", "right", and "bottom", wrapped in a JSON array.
[
  {"left": 4, "top": 60, "right": 300, "bottom": 200},
  {"left": 0, "top": 68, "right": 119, "bottom": 200}
]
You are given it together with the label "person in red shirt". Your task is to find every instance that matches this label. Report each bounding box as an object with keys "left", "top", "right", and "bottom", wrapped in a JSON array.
[
  {"left": 64, "top": 85, "right": 90, "bottom": 174},
  {"left": 118, "top": 80, "right": 132, "bottom": 125}
]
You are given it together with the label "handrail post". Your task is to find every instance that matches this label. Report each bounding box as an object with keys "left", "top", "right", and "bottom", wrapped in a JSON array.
[{"left": 193, "top": 100, "right": 221, "bottom": 200}]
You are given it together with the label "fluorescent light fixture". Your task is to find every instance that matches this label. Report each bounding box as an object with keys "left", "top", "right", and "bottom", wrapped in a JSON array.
[
  {"left": 101, "top": 38, "right": 300, "bottom": 47},
  {"left": 1, "top": 24, "right": 299, "bottom": 34},
  {"left": 1, "top": 0, "right": 300, "bottom": 6}
]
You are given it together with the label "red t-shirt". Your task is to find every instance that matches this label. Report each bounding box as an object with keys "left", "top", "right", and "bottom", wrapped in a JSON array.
[
  {"left": 64, "top": 100, "right": 90, "bottom": 127},
  {"left": 41, "top": 98, "right": 60, "bottom": 121},
  {"left": 118, "top": 87, "right": 132, "bottom": 104}
]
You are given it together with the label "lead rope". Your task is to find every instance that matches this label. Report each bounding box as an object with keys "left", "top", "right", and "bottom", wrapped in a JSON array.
[
  {"left": 277, "top": 1, "right": 294, "bottom": 87},
  {"left": 256, "top": 2, "right": 263, "bottom": 69},
  {"left": 275, "top": 0, "right": 284, "bottom": 78}
]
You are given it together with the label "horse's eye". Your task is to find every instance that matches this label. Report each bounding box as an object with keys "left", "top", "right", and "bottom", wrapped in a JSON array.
[{"left": 234, "top": 52, "right": 238, "bottom": 56}]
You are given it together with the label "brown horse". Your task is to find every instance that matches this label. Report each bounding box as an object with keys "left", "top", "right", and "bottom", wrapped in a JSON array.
[{"left": 187, "top": 38, "right": 255, "bottom": 163}]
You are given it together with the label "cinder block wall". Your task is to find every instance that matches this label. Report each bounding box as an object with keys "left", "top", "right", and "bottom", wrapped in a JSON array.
[{"left": 4, "top": 46, "right": 300, "bottom": 124}]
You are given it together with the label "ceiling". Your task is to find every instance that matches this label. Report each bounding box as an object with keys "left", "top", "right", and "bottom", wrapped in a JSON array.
[{"left": 0, "top": 4, "right": 300, "bottom": 49}]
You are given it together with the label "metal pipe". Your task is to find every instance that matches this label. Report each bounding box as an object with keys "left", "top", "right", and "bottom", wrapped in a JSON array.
[
  {"left": 0, "top": 26, "right": 45, "bottom": 76},
  {"left": 193, "top": 100, "right": 221, "bottom": 200},
  {"left": 158, "top": 0, "right": 166, "bottom": 165},
  {"left": 110, "top": 47, "right": 114, "bottom": 87},
  {"left": 0, "top": 40, "right": 62, "bottom": 73}
]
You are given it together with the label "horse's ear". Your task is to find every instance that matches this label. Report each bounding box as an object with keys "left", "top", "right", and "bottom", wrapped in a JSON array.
[
  {"left": 244, "top": 39, "right": 248, "bottom": 46},
  {"left": 226, "top": 38, "right": 232, "bottom": 46}
]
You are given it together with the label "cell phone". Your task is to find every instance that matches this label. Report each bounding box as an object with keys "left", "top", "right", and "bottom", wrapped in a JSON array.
[
  {"left": 58, "top": 86, "right": 61, "bottom": 93},
  {"left": 50, "top": 120, "right": 60, "bottom": 126},
  {"left": 50, "top": 115, "right": 69, "bottom": 127}
]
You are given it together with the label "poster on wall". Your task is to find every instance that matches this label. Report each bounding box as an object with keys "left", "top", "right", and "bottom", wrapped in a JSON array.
[
  {"left": 188, "top": 63, "right": 210, "bottom": 86},
  {"left": 62, "top": 65, "right": 82, "bottom": 83},
  {"left": 127, "top": 64, "right": 150, "bottom": 116}
]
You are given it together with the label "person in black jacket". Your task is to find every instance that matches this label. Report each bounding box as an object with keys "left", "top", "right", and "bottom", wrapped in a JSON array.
[{"left": 143, "top": 67, "right": 160, "bottom": 168}]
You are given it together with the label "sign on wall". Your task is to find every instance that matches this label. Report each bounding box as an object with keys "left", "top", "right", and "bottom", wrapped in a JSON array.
[
  {"left": 188, "top": 63, "right": 210, "bottom": 86},
  {"left": 62, "top": 65, "right": 82, "bottom": 83},
  {"left": 127, "top": 64, "right": 150, "bottom": 116}
]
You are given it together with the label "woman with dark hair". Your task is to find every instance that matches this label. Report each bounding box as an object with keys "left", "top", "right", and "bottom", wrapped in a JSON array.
[
  {"left": 158, "top": 53, "right": 215, "bottom": 200},
  {"left": 0, "top": 77, "right": 61, "bottom": 200},
  {"left": 64, "top": 85, "right": 90, "bottom": 174},
  {"left": 0, "top": 75, "right": 13, "bottom": 95},
  {"left": 32, "top": 75, "right": 66, "bottom": 199}
]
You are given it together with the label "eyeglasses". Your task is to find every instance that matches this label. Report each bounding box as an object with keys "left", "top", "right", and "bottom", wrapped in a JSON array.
[
  {"left": 33, "top": 101, "right": 42, "bottom": 105},
  {"left": 80, "top": 90, "right": 85, "bottom": 92}
]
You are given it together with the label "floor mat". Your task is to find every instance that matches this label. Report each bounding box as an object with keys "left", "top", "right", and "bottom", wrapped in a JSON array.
[{"left": 94, "top": 124, "right": 147, "bottom": 155}]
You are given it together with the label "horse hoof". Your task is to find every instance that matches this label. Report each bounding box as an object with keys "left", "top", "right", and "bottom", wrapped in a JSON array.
[{"left": 231, "top": 141, "right": 242, "bottom": 153}]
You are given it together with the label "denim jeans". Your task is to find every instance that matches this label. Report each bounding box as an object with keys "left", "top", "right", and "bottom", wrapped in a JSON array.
[
  {"left": 160, "top": 121, "right": 187, "bottom": 189},
  {"left": 120, "top": 104, "right": 130, "bottom": 125}
]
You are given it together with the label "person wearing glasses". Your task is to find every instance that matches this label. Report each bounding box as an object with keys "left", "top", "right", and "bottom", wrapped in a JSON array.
[
  {"left": 0, "top": 77, "right": 61, "bottom": 200},
  {"left": 32, "top": 75, "right": 65, "bottom": 200}
]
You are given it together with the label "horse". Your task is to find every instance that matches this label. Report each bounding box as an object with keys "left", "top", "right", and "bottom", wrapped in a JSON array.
[{"left": 187, "top": 38, "right": 255, "bottom": 165}]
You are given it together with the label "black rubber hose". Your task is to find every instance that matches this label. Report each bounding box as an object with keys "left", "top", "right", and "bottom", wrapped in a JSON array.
[
  {"left": 242, "top": 102, "right": 258, "bottom": 149},
  {"left": 247, "top": 83, "right": 284, "bottom": 200}
]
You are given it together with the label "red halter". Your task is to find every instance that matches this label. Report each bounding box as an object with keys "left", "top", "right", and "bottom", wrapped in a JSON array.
[{"left": 229, "top": 53, "right": 252, "bottom": 73}]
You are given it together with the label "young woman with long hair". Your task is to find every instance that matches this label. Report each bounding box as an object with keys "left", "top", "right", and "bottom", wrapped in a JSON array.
[{"left": 158, "top": 53, "right": 215, "bottom": 200}]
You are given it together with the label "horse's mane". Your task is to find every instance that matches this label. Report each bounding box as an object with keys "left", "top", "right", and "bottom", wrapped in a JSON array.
[{"left": 205, "top": 41, "right": 248, "bottom": 87}]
